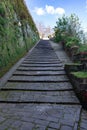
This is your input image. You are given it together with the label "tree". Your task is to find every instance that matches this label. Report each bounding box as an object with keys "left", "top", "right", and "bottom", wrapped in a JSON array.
[
  {"left": 36, "top": 21, "right": 53, "bottom": 38},
  {"left": 36, "top": 22, "right": 45, "bottom": 38},
  {"left": 54, "top": 14, "right": 83, "bottom": 44}
]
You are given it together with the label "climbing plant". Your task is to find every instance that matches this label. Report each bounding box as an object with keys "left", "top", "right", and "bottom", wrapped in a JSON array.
[{"left": 0, "top": 0, "right": 39, "bottom": 77}]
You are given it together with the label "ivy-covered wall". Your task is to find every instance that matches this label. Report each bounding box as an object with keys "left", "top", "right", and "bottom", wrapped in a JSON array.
[{"left": 0, "top": 0, "right": 39, "bottom": 76}]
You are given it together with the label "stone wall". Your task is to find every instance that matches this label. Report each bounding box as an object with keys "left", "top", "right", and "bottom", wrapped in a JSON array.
[{"left": 0, "top": 0, "right": 39, "bottom": 71}]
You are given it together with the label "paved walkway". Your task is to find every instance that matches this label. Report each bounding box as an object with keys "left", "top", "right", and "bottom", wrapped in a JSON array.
[{"left": 0, "top": 40, "right": 87, "bottom": 130}]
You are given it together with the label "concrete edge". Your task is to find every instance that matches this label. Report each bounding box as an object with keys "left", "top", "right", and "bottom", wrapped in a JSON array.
[
  {"left": 49, "top": 40, "right": 72, "bottom": 64},
  {"left": 0, "top": 40, "right": 40, "bottom": 88},
  {"left": 49, "top": 40, "right": 60, "bottom": 59}
]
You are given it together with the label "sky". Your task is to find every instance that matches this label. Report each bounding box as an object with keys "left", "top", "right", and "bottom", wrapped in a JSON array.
[{"left": 24, "top": 0, "right": 87, "bottom": 32}]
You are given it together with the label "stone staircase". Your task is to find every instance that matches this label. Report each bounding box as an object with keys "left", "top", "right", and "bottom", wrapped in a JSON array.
[{"left": 0, "top": 40, "right": 82, "bottom": 130}]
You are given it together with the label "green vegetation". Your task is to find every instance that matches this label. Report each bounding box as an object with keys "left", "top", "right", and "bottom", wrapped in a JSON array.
[
  {"left": 0, "top": 0, "right": 39, "bottom": 78},
  {"left": 66, "top": 36, "right": 80, "bottom": 47},
  {"left": 78, "top": 44, "right": 87, "bottom": 53},
  {"left": 0, "top": 51, "right": 26, "bottom": 78},
  {"left": 71, "top": 71, "right": 87, "bottom": 78},
  {"left": 54, "top": 13, "right": 87, "bottom": 50}
]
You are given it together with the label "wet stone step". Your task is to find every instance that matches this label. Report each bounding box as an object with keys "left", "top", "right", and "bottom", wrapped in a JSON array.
[
  {"left": 33, "top": 47, "right": 54, "bottom": 49},
  {"left": 20, "top": 64, "right": 63, "bottom": 67},
  {"left": 17, "top": 66, "right": 64, "bottom": 71},
  {"left": 26, "top": 55, "right": 58, "bottom": 60},
  {"left": 26, "top": 55, "right": 58, "bottom": 57},
  {"left": 34, "top": 50, "right": 54, "bottom": 52},
  {"left": 24, "top": 59, "right": 58, "bottom": 61},
  {"left": 26, "top": 52, "right": 55, "bottom": 54},
  {"left": 33, "top": 51, "right": 55, "bottom": 53},
  {"left": 31, "top": 45, "right": 54, "bottom": 47},
  {"left": 27, "top": 53, "right": 57, "bottom": 55},
  {"left": 26, "top": 56, "right": 58, "bottom": 58},
  {"left": 27, "top": 56, "right": 58, "bottom": 58},
  {"left": 20, "top": 63, "right": 62, "bottom": 66},
  {"left": 29, "top": 51, "right": 56, "bottom": 54},
  {"left": 0, "top": 90, "right": 80, "bottom": 104},
  {"left": 28, "top": 54, "right": 57, "bottom": 57},
  {"left": 25, "top": 58, "right": 58, "bottom": 61},
  {"left": 13, "top": 70, "right": 66, "bottom": 76},
  {"left": 23, "top": 61, "right": 59, "bottom": 63},
  {"left": 8, "top": 75, "right": 69, "bottom": 82},
  {"left": 23, "top": 61, "right": 62, "bottom": 64},
  {"left": 2, "top": 82, "right": 73, "bottom": 90}
]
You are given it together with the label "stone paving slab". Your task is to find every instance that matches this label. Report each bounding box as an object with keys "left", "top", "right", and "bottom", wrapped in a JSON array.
[
  {"left": 13, "top": 70, "right": 66, "bottom": 76},
  {"left": 0, "top": 104, "right": 81, "bottom": 130},
  {"left": 23, "top": 61, "right": 62, "bottom": 64},
  {"left": 17, "top": 66, "right": 64, "bottom": 71},
  {"left": 28, "top": 54, "right": 57, "bottom": 56},
  {"left": 27, "top": 55, "right": 58, "bottom": 58},
  {"left": 28, "top": 53, "right": 56, "bottom": 55},
  {"left": 20, "top": 63, "right": 63, "bottom": 67},
  {"left": 2, "top": 82, "right": 73, "bottom": 90},
  {"left": 26, "top": 57, "right": 58, "bottom": 59},
  {"left": 27, "top": 57, "right": 58, "bottom": 59},
  {"left": 9, "top": 75, "right": 69, "bottom": 82},
  {"left": 0, "top": 90, "right": 79, "bottom": 103},
  {"left": 79, "top": 110, "right": 87, "bottom": 130},
  {"left": 23, "top": 60, "right": 60, "bottom": 64},
  {"left": 24, "top": 58, "right": 58, "bottom": 60}
]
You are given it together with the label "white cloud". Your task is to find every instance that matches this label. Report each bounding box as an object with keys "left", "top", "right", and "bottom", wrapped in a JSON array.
[
  {"left": 46, "top": 5, "right": 55, "bottom": 14},
  {"left": 34, "top": 5, "right": 65, "bottom": 15},
  {"left": 55, "top": 8, "right": 65, "bottom": 14},
  {"left": 46, "top": 5, "right": 65, "bottom": 15},
  {"left": 34, "top": 7, "right": 45, "bottom": 15}
]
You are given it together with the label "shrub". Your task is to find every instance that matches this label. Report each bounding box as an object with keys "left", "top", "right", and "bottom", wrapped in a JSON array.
[{"left": 66, "top": 36, "right": 80, "bottom": 47}]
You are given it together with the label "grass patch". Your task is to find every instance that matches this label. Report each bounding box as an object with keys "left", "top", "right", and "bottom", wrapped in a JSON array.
[{"left": 71, "top": 71, "right": 87, "bottom": 78}]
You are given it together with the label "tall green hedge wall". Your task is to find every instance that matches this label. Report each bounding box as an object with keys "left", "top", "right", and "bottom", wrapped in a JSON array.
[{"left": 0, "top": 0, "right": 39, "bottom": 72}]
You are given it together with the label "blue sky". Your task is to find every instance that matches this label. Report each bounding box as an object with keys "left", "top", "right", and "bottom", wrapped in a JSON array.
[{"left": 24, "top": 0, "right": 87, "bottom": 32}]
